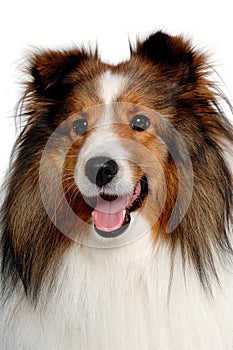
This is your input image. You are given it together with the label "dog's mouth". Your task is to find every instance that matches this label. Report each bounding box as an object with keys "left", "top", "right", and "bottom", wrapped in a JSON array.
[{"left": 87, "top": 175, "right": 148, "bottom": 238}]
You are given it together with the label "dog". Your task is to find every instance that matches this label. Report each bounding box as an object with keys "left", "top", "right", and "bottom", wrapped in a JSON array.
[{"left": 0, "top": 31, "right": 233, "bottom": 349}]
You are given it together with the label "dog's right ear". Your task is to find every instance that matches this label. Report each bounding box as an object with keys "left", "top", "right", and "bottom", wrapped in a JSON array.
[
  {"left": 135, "top": 31, "right": 200, "bottom": 86},
  {"left": 29, "top": 49, "right": 90, "bottom": 98}
]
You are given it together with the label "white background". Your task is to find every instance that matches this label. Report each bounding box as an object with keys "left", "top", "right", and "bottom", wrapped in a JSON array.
[{"left": 1, "top": 0, "right": 233, "bottom": 185}]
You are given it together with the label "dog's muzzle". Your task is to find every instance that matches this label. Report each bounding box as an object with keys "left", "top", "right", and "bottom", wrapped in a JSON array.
[{"left": 83, "top": 156, "right": 148, "bottom": 238}]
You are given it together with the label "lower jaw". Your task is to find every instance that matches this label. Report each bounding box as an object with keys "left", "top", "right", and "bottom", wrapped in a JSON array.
[
  {"left": 92, "top": 175, "right": 148, "bottom": 238},
  {"left": 94, "top": 211, "right": 131, "bottom": 238}
]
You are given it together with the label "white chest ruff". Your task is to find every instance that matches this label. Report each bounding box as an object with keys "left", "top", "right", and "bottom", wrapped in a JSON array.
[{"left": 1, "top": 232, "right": 233, "bottom": 350}]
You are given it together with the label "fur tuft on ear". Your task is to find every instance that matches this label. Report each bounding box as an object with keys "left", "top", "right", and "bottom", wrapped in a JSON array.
[
  {"left": 135, "top": 31, "right": 199, "bottom": 84},
  {"left": 29, "top": 49, "right": 91, "bottom": 97}
]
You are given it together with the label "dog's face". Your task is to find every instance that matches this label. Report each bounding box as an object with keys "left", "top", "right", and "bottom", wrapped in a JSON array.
[
  {"left": 37, "top": 45, "right": 194, "bottom": 246},
  {"left": 65, "top": 101, "right": 168, "bottom": 241},
  {"left": 27, "top": 32, "right": 230, "bottom": 248},
  {"left": 41, "top": 68, "right": 171, "bottom": 245},
  {"left": 2, "top": 32, "right": 232, "bottom": 299}
]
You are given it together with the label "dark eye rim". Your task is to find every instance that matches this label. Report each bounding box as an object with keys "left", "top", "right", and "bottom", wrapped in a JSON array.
[
  {"left": 130, "top": 114, "right": 151, "bottom": 132},
  {"left": 72, "top": 118, "right": 88, "bottom": 135}
]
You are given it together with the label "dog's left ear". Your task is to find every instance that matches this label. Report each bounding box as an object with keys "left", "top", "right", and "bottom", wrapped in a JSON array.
[
  {"left": 135, "top": 31, "right": 199, "bottom": 85},
  {"left": 29, "top": 49, "right": 90, "bottom": 98}
]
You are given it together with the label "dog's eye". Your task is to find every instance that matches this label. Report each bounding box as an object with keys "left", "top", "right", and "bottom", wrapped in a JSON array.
[
  {"left": 73, "top": 119, "right": 88, "bottom": 135},
  {"left": 130, "top": 115, "right": 151, "bottom": 131}
]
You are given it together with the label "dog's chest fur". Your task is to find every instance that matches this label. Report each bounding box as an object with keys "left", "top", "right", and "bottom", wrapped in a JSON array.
[{"left": 1, "top": 233, "right": 233, "bottom": 350}]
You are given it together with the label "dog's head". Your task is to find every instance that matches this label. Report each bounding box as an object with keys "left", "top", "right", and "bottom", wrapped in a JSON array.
[
  {"left": 1, "top": 32, "right": 232, "bottom": 299},
  {"left": 34, "top": 32, "right": 204, "bottom": 244}
]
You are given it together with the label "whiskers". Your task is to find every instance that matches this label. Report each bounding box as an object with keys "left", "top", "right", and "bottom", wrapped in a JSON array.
[{"left": 61, "top": 172, "right": 80, "bottom": 208}]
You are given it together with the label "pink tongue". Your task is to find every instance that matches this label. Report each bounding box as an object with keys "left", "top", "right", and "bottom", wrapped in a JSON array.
[
  {"left": 92, "top": 182, "right": 142, "bottom": 233},
  {"left": 93, "top": 195, "right": 130, "bottom": 232}
]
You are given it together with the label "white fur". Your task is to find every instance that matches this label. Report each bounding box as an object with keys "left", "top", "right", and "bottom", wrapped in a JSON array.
[
  {"left": 75, "top": 76, "right": 133, "bottom": 198},
  {"left": 99, "top": 70, "right": 127, "bottom": 104},
  {"left": 75, "top": 123, "right": 134, "bottom": 197},
  {"left": 1, "top": 70, "right": 233, "bottom": 349},
  {"left": 1, "top": 229, "right": 233, "bottom": 350},
  {"left": 79, "top": 213, "right": 151, "bottom": 248}
]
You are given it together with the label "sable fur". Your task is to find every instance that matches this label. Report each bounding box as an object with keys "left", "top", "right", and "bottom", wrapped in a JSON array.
[{"left": 1, "top": 30, "right": 233, "bottom": 306}]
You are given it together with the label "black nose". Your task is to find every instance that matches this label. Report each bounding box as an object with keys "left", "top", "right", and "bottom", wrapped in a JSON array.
[{"left": 85, "top": 157, "right": 118, "bottom": 187}]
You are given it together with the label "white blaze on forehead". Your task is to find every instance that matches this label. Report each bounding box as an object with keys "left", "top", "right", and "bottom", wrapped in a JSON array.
[
  {"left": 99, "top": 70, "right": 127, "bottom": 104},
  {"left": 75, "top": 72, "right": 132, "bottom": 198}
]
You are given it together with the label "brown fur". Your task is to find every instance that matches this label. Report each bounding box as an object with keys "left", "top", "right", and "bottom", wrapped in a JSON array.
[{"left": 1, "top": 31, "right": 233, "bottom": 301}]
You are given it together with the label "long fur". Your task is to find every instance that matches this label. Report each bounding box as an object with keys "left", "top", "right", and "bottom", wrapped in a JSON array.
[{"left": 0, "top": 31, "right": 233, "bottom": 349}]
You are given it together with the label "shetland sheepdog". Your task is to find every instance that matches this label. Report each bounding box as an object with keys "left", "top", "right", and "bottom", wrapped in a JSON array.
[{"left": 0, "top": 31, "right": 233, "bottom": 349}]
